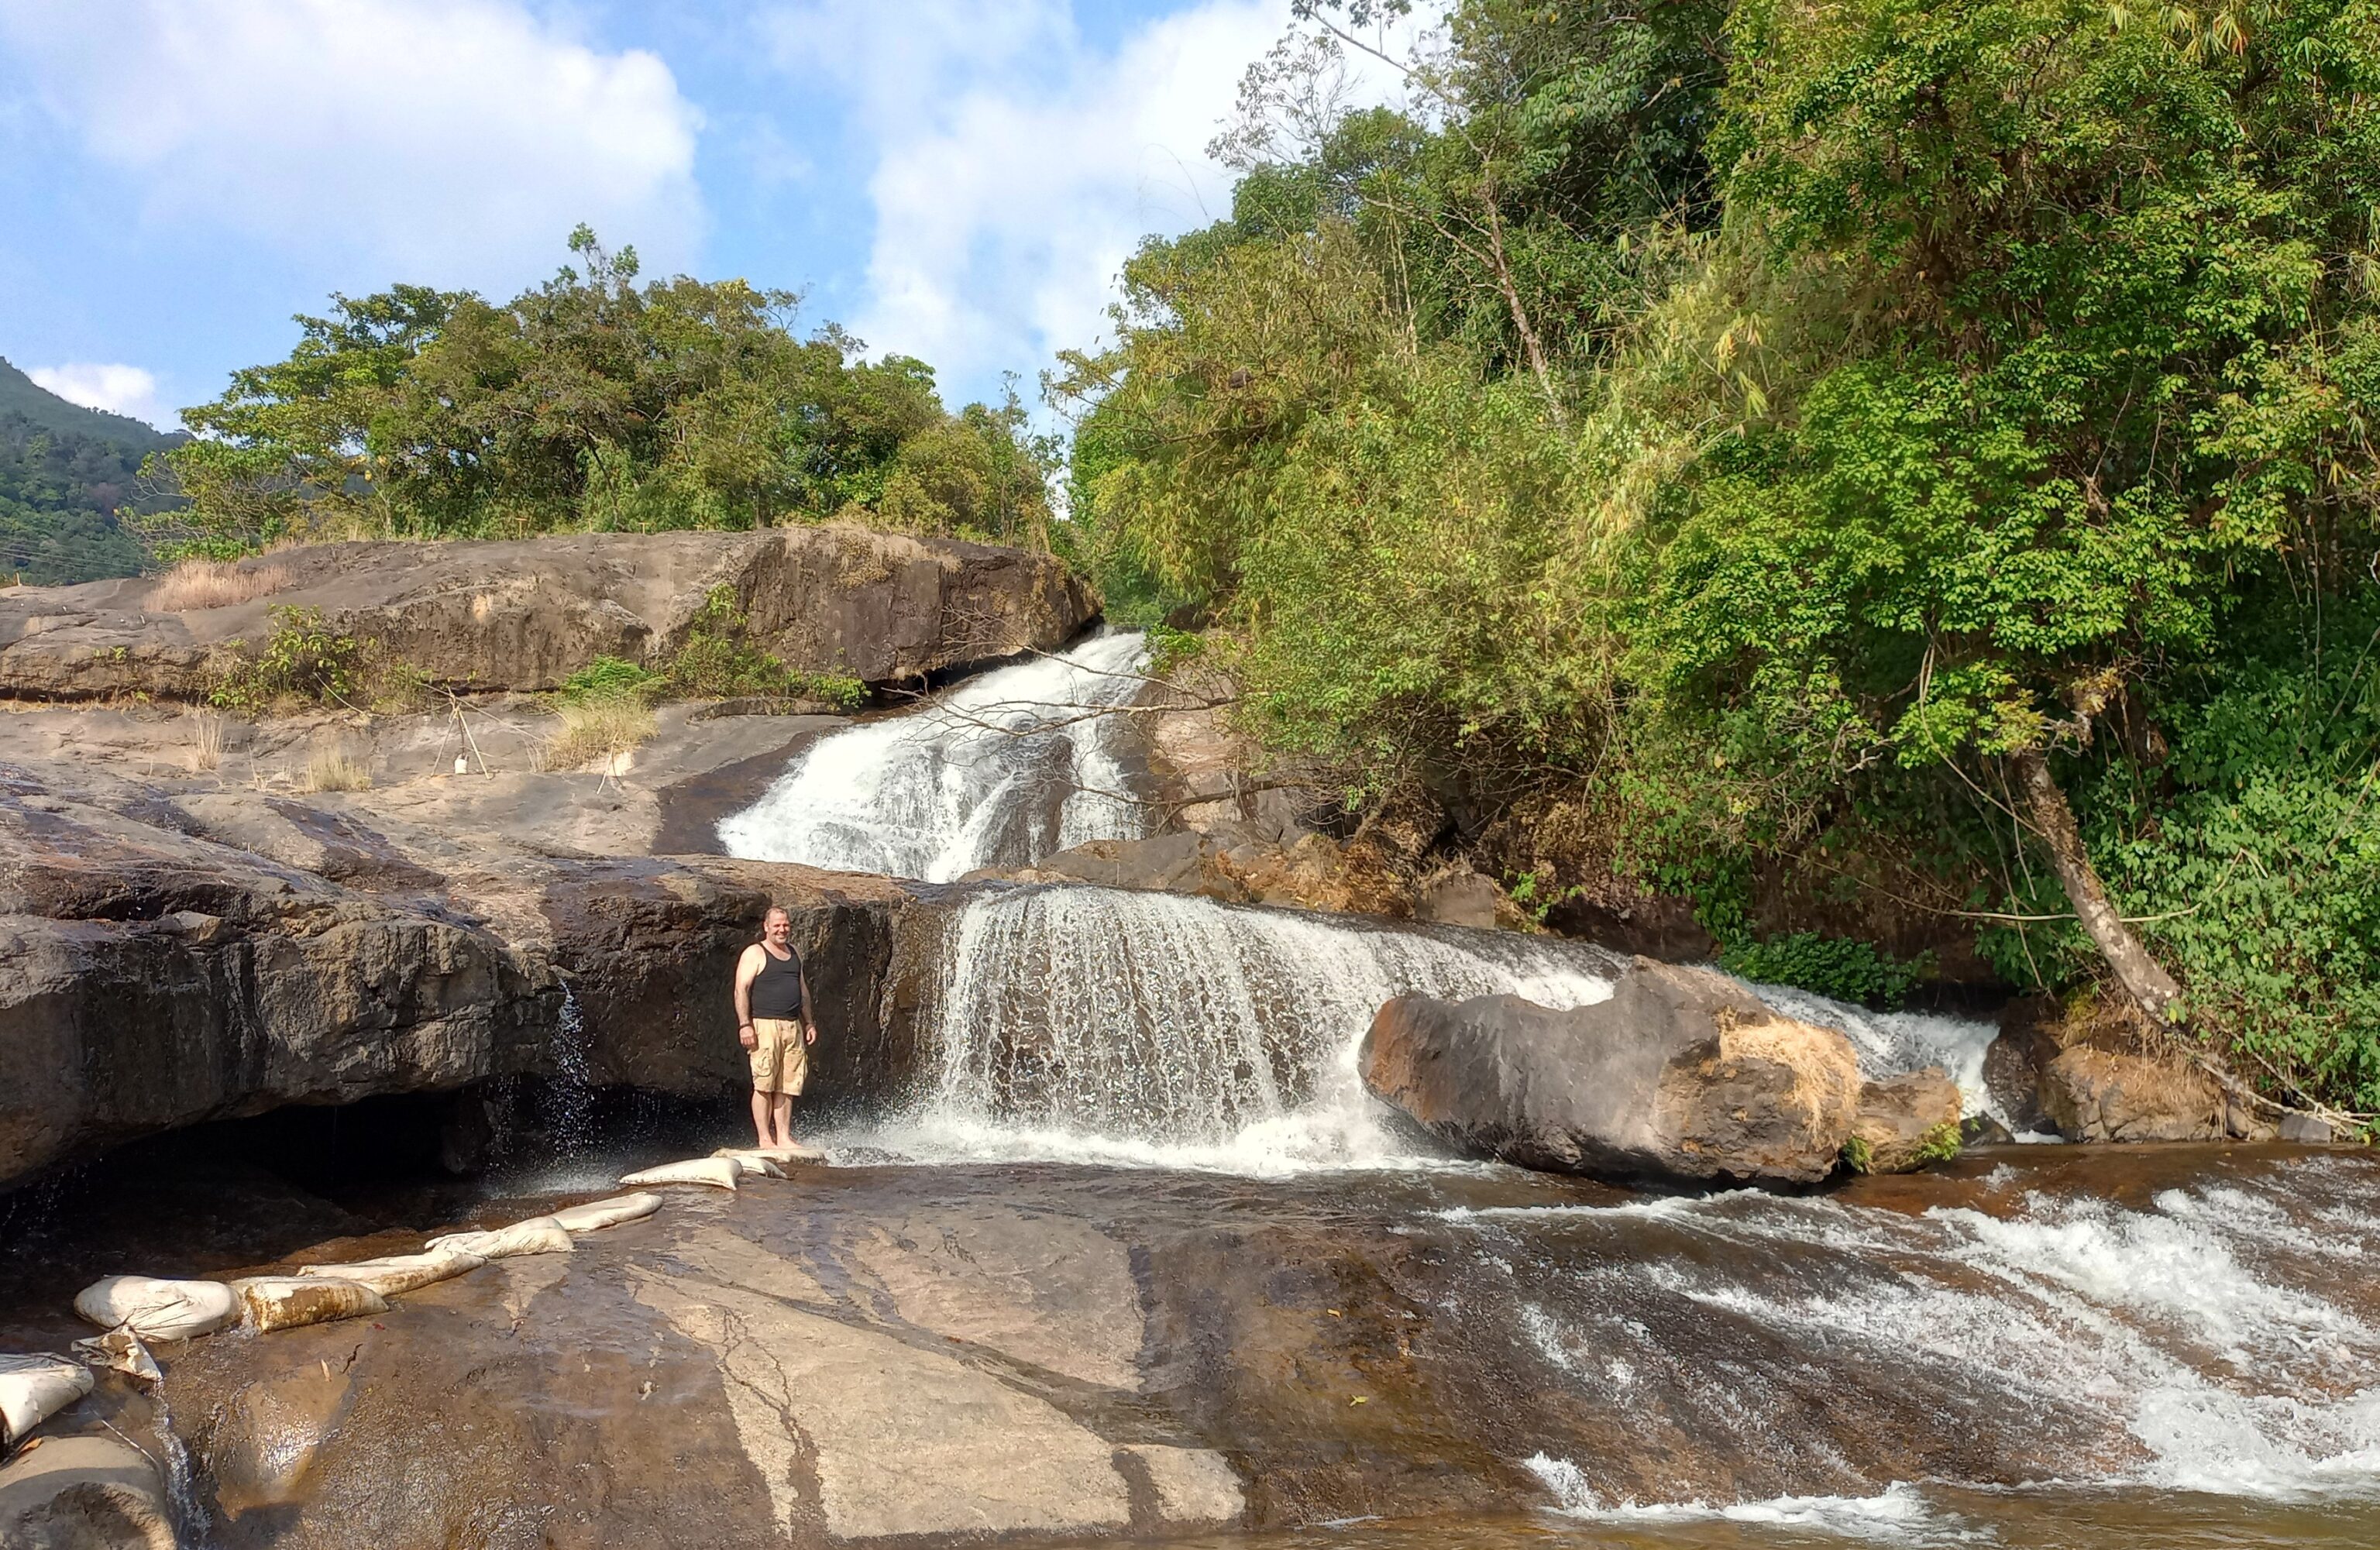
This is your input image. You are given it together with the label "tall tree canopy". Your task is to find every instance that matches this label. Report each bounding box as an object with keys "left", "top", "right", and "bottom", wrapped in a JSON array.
[
  {"left": 1062, "top": 0, "right": 2380, "bottom": 1115},
  {"left": 162, "top": 228, "right": 1052, "bottom": 553}
]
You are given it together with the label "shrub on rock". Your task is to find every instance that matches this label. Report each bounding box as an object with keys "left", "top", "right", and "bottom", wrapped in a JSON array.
[{"left": 1845, "top": 1070, "right": 1965, "bottom": 1173}]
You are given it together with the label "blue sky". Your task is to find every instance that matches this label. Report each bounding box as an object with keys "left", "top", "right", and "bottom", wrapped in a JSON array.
[{"left": 0, "top": 0, "right": 1387, "bottom": 430}]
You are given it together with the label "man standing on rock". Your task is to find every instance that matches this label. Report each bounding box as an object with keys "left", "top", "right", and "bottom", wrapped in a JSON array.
[{"left": 733, "top": 906, "right": 817, "bottom": 1149}]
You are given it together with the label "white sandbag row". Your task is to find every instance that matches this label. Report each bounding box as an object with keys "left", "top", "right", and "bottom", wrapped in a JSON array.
[
  {"left": 620, "top": 1143, "right": 830, "bottom": 1191},
  {"left": 426, "top": 1218, "right": 573, "bottom": 1260},
  {"left": 69, "top": 1328, "right": 160, "bottom": 1384},
  {"left": 717, "top": 1150, "right": 784, "bottom": 1179},
  {"left": 19, "top": 1165, "right": 786, "bottom": 1446},
  {"left": 73, "top": 1277, "right": 239, "bottom": 1342},
  {"left": 296, "top": 1249, "right": 487, "bottom": 1297},
  {"left": 622, "top": 1157, "right": 742, "bottom": 1190},
  {"left": 552, "top": 1193, "right": 662, "bottom": 1233},
  {"left": 230, "top": 1277, "right": 389, "bottom": 1333},
  {"left": 0, "top": 1355, "right": 93, "bottom": 1447}
]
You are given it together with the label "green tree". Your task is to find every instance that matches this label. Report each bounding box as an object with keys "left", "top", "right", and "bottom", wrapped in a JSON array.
[
  {"left": 1630, "top": 0, "right": 2380, "bottom": 1022},
  {"left": 160, "top": 228, "right": 1051, "bottom": 548}
]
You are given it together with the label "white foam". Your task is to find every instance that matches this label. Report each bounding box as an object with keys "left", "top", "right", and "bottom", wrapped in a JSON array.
[
  {"left": 848, "top": 885, "right": 1620, "bottom": 1174},
  {"left": 1494, "top": 1183, "right": 2380, "bottom": 1504},
  {"left": 718, "top": 632, "right": 1151, "bottom": 881},
  {"left": 1523, "top": 1456, "right": 1968, "bottom": 1542},
  {"left": 1742, "top": 978, "right": 2008, "bottom": 1129}
]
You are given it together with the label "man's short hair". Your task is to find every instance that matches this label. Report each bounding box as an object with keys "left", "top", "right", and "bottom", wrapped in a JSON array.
[{"left": 763, "top": 905, "right": 791, "bottom": 923}]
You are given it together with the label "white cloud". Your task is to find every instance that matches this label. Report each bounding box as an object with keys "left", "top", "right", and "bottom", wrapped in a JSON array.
[
  {"left": 27, "top": 363, "right": 168, "bottom": 428},
  {"left": 764, "top": 0, "right": 1409, "bottom": 404},
  {"left": 0, "top": 0, "right": 704, "bottom": 287}
]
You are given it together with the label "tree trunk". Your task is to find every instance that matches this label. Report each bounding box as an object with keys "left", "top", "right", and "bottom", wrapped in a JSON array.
[
  {"left": 2009, "top": 745, "right": 2182, "bottom": 1021},
  {"left": 1480, "top": 191, "right": 1566, "bottom": 428}
]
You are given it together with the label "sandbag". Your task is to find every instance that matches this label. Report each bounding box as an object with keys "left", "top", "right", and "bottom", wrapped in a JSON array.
[
  {"left": 425, "top": 1218, "right": 573, "bottom": 1260},
  {"left": 549, "top": 1194, "right": 662, "bottom": 1234},
  {"left": 296, "top": 1250, "right": 485, "bottom": 1297},
  {"left": 68, "top": 1327, "right": 160, "bottom": 1385},
  {"left": 231, "top": 1277, "right": 388, "bottom": 1333},
  {"left": 620, "top": 1158, "right": 741, "bottom": 1191},
  {"left": 0, "top": 1355, "right": 92, "bottom": 1445},
  {"left": 710, "top": 1150, "right": 785, "bottom": 1178},
  {"left": 0, "top": 1435, "right": 177, "bottom": 1549},
  {"left": 72, "top": 1276, "right": 239, "bottom": 1342}
]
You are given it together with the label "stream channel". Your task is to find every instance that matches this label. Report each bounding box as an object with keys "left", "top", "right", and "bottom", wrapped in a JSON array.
[{"left": 5, "top": 635, "right": 2375, "bottom": 1548}]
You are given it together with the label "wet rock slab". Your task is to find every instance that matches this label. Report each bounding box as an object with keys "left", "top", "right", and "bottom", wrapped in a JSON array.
[
  {"left": 127, "top": 1148, "right": 2380, "bottom": 1547},
  {"left": 0, "top": 758, "right": 937, "bottom": 1187}
]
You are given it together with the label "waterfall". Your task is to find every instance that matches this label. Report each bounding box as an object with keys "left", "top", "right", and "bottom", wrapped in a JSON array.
[
  {"left": 544, "top": 981, "right": 594, "bottom": 1159},
  {"left": 1473, "top": 1163, "right": 2380, "bottom": 1513},
  {"left": 851, "top": 885, "right": 2007, "bottom": 1176},
  {"left": 717, "top": 632, "right": 1151, "bottom": 881},
  {"left": 1740, "top": 979, "right": 2020, "bottom": 1132}
]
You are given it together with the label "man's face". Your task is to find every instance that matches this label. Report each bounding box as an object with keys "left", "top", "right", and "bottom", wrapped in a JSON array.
[{"left": 764, "top": 912, "right": 790, "bottom": 946}]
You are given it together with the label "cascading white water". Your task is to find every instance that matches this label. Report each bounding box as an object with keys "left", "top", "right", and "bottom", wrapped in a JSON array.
[
  {"left": 1475, "top": 1161, "right": 2380, "bottom": 1514},
  {"left": 717, "top": 632, "right": 1150, "bottom": 881},
  {"left": 1745, "top": 978, "right": 2021, "bottom": 1132},
  {"left": 853, "top": 884, "right": 2010, "bottom": 1176},
  {"left": 870, "top": 885, "right": 1623, "bottom": 1172}
]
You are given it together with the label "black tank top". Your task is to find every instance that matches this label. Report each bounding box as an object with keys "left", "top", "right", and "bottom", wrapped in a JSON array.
[{"left": 749, "top": 943, "right": 806, "bottom": 1019}]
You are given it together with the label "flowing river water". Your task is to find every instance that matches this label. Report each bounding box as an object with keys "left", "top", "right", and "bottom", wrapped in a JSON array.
[
  {"left": 6, "top": 637, "right": 2373, "bottom": 1548},
  {"left": 710, "top": 638, "right": 2380, "bottom": 1545}
]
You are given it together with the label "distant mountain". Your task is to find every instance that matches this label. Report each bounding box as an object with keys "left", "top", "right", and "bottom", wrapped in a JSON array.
[
  {"left": 0, "top": 358, "right": 178, "bottom": 448},
  {"left": 0, "top": 356, "right": 187, "bottom": 586}
]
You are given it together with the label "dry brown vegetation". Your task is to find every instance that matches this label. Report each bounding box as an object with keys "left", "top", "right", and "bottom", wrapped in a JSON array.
[
  {"left": 148, "top": 560, "right": 291, "bottom": 612},
  {"left": 544, "top": 693, "right": 655, "bottom": 772},
  {"left": 185, "top": 712, "right": 225, "bottom": 774},
  {"left": 301, "top": 748, "right": 372, "bottom": 792}
]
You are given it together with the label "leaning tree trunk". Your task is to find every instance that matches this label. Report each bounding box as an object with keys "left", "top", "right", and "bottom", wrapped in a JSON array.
[{"left": 2008, "top": 745, "right": 2182, "bottom": 1022}]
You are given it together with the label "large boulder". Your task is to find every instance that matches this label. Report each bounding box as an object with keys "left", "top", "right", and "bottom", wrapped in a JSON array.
[
  {"left": 2039, "top": 1047, "right": 2224, "bottom": 1142},
  {"left": 1846, "top": 1069, "right": 1964, "bottom": 1173},
  {"left": 1359, "top": 957, "right": 1863, "bottom": 1184},
  {"left": 0, "top": 763, "right": 553, "bottom": 1184},
  {"left": 0, "top": 759, "right": 934, "bottom": 1188},
  {"left": 0, "top": 527, "right": 1095, "bottom": 702}
]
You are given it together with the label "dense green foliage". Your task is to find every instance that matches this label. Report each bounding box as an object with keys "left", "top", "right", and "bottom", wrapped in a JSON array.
[
  {"left": 163, "top": 229, "right": 1053, "bottom": 553},
  {"left": 657, "top": 586, "right": 868, "bottom": 707},
  {"left": 1720, "top": 933, "right": 1934, "bottom": 1010},
  {"left": 558, "top": 597, "right": 868, "bottom": 712},
  {"left": 207, "top": 606, "right": 428, "bottom": 716},
  {"left": 0, "top": 359, "right": 183, "bottom": 584},
  {"left": 1063, "top": 0, "right": 2380, "bottom": 1110}
]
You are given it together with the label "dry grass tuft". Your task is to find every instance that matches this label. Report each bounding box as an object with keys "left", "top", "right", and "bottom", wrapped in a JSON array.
[
  {"left": 148, "top": 561, "right": 291, "bottom": 613},
  {"left": 301, "top": 748, "right": 372, "bottom": 793},
  {"left": 545, "top": 692, "right": 655, "bottom": 771},
  {"left": 185, "top": 711, "right": 225, "bottom": 774}
]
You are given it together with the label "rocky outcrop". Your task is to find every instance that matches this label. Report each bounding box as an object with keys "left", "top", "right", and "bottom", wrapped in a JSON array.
[
  {"left": 0, "top": 758, "right": 937, "bottom": 1188},
  {"left": 54, "top": 1130, "right": 2261, "bottom": 1542},
  {"left": 0, "top": 526, "right": 1095, "bottom": 702},
  {"left": 138, "top": 1193, "right": 1249, "bottom": 1547},
  {"left": 1847, "top": 1070, "right": 1964, "bottom": 1173},
  {"left": 2039, "top": 1047, "right": 2225, "bottom": 1143},
  {"left": 1359, "top": 957, "right": 1864, "bottom": 1184},
  {"left": 534, "top": 857, "right": 913, "bottom": 1098}
]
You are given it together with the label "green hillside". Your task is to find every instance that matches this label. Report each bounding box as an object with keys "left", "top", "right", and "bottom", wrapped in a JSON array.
[{"left": 0, "top": 357, "right": 183, "bottom": 585}]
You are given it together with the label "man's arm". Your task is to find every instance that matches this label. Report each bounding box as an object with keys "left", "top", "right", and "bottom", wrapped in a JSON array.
[
  {"left": 799, "top": 964, "right": 818, "bottom": 1046},
  {"left": 732, "top": 945, "right": 762, "bottom": 1050}
]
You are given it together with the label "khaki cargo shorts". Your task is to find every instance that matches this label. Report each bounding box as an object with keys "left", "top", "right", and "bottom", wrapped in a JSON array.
[{"left": 748, "top": 1017, "right": 809, "bottom": 1096}]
